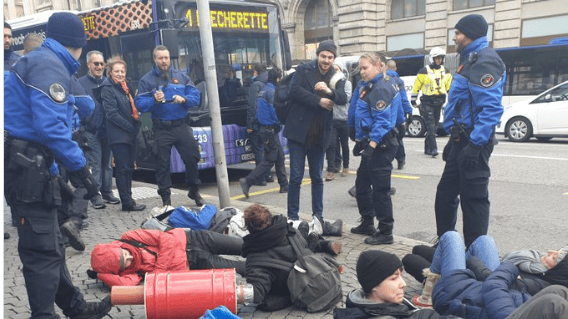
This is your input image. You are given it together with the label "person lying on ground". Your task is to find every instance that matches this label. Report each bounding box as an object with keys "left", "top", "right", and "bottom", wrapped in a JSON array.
[
  {"left": 89, "top": 228, "right": 245, "bottom": 287},
  {"left": 412, "top": 231, "right": 568, "bottom": 319},
  {"left": 403, "top": 237, "right": 568, "bottom": 307},
  {"left": 333, "top": 250, "right": 461, "bottom": 319}
]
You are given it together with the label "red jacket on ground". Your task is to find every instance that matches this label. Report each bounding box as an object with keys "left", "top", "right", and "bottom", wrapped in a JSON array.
[{"left": 91, "top": 228, "right": 188, "bottom": 287}]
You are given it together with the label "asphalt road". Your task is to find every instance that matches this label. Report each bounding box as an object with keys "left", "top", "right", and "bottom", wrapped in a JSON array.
[{"left": 180, "top": 135, "right": 568, "bottom": 254}]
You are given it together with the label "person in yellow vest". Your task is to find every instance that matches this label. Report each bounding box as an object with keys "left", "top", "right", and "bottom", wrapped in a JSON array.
[{"left": 411, "top": 47, "right": 453, "bottom": 157}]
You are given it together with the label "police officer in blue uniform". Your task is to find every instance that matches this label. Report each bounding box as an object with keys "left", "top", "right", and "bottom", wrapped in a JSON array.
[
  {"left": 386, "top": 60, "right": 413, "bottom": 170},
  {"left": 435, "top": 14, "right": 506, "bottom": 249},
  {"left": 349, "top": 52, "right": 401, "bottom": 245},
  {"left": 135, "top": 45, "right": 204, "bottom": 207},
  {"left": 239, "top": 68, "right": 288, "bottom": 198},
  {"left": 4, "top": 12, "right": 112, "bottom": 319}
]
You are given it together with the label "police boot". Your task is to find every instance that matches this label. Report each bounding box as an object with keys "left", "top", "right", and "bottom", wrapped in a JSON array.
[
  {"left": 61, "top": 220, "right": 85, "bottom": 251},
  {"left": 323, "top": 219, "right": 343, "bottom": 237},
  {"left": 350, "top": 217, "right": 375, "bottom": 236},
  {"left": 68, "top": 295, "right": 112, "bottom": 319},
  {"left": 188, "top": 188, "right": 205, "bottom": 206},
  {"left": 412, "top": 268, "right": 440, "bottom": 308},
  {"left": 320, "top": 239, "right": 342, "bottom": 256},
  {"left": 306, "top": 233, "right": 320, "bottom": 252}
]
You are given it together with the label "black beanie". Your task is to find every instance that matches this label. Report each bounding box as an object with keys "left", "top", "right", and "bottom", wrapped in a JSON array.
[
  {"left": 455, "top": 14, "right": 488, "bottom": 41},
  {"left": 356, "top": 250, "right": 403, "bottom": 293},
  {"left": 46, "top": 12, "right": 87, "bottom": 48},
  {"left": 316, "top": 40, "right": 337, "bottom": 57}
]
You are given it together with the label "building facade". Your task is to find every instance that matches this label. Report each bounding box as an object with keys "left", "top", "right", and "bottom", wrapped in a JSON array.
[{"left": 5, "top": 0, "right": 568, "bottom": 60}]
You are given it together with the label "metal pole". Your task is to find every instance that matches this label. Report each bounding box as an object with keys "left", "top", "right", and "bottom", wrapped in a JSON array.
[{"left": 196, "top": 0, "right": 231, "bottom": 208}]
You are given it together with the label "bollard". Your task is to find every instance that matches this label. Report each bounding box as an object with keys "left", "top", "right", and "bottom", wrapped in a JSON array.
[{"left": 110, "top": 269, "right": 237, "bottom": 319}]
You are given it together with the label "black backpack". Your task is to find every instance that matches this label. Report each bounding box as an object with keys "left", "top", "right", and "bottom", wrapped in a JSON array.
[
  {"left": 247, "top": 234, "right": 342, "bottom": 313},
  {"left": 274, "top": 73, "right": 294, "bottom": 123}
]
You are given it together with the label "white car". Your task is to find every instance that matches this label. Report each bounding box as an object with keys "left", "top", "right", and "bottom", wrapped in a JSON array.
[{"left": 496, "top": 80, "right": 568, "bottom": 142}]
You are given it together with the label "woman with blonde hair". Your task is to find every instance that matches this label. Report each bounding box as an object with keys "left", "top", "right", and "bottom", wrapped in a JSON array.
[{"left": 100, "top": 57, "right": 145, "bottom": 211}]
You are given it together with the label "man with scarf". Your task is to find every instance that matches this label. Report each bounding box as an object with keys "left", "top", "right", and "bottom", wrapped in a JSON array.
[
  {"left": 135, "top": 45, "right": 204, "bottom": 207},
  {"left": 283, "top": 40, "right": 347, "bottom": 227}
]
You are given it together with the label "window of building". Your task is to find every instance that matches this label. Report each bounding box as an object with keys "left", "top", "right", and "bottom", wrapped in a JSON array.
[
  {"left": 453, "top": 0, "right": 494, "bottom": 11},
  {"left": 304, "top": 0, "right": 333, "bottom": 56},
  {"left": 520, "top": 15, "right": 568, "bottom": 46},
  {"left": 391, "top": 0, "right": 425, "bottom": 20},
  {"left": 387, "top": 33, "right": 424, "bottom": 51}
]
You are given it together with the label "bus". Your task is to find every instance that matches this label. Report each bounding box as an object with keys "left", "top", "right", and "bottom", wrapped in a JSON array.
[{"left": 8, "top": 0, "right": 292, "bottom": 172}]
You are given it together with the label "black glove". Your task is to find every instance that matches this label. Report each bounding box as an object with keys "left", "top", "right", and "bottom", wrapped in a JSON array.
[
  {"left": 442, "top": 141, "right": 452, "bottom": 162},
  {"left": 87, "top": 269, "right": 98, "bottom": 279},
  {"left": 405, "top": 113, "right": 412, "bottom": 126},
  {"left": 352, "top": 142, "right": 363, "bottom": 156},
  {"left": 460, "top": 143, "right": 482, "bottom": 171},
  {"left": 361, "top": 145, "right": 375, "bottom": 160},
  {"left": 69, "top": 165, "right": 98, "bottom": 200},
  {"left": 349, "top": 127, "right": 356, "bottom": 141}
]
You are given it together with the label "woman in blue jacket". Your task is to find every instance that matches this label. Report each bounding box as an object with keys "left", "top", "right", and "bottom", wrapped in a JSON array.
[{"left": 428, "top": 231, "right": 568, "bottom": 319}]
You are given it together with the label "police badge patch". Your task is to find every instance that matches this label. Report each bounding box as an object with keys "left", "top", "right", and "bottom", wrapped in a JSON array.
[
  {"left": 480, "top": 74, "right": 495, "bottom": 87},
  {"left": 49, "top": 83, "right": 66, "bottom": 102},
  {"left": 374, "top": 100, "right": 387, "bottom": 112}
]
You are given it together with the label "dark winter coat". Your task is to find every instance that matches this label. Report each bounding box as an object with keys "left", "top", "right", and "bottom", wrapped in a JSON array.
[
  {"left": 247, "top": 70, "right": 268, "bottom": 130},
  {"left": 333, "top": 289, "right": 461, "bottom": 319},
  {"left": 283, "top": 60, "right": 347, "bottom": 150},
  {"left": 100, "top": 78, "right": 141, "bottom": 146},
  {"left": 242, "top": 215, "right": 311, "bottom": 304},
  {"left": 432, "top": 262, "right": 531, "bottom": 319},
  {"left": 78, "top": 74, "right": 106, "bottom": 135}
]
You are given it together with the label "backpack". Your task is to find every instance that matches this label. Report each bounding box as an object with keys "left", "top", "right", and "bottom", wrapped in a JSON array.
[
  {"left": 274, "top": 73, "right": 294, "bottom": 123},
  {"left": 247, "top": 234, "right": 342, "bottom": 312}
]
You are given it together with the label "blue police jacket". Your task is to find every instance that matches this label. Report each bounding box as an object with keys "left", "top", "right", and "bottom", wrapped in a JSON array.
[
  {"left": 255, "top": 82, "right": 279, "bottom": 126},
  {"left": 4, "top": 48, "right": 20, "bottom": 71},
  {"left": 387, "top": 70, "right": 413, "bottom": 126},
  {"left": 135, "top": 65, "right": 201, "bottom": 121},
  {"left": 4, "top": 38, "right": 94, "bottom": 172},
  {"left": 443, "top": 36, "right": 506, "bottom": 146},
  {"left": 349, "top": 73, "right": 399, "bottom": 143}
]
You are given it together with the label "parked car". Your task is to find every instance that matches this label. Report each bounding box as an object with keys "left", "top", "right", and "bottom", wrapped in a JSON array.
[{"left": 496, "top": 80, "right": 568, "bottom": 142}]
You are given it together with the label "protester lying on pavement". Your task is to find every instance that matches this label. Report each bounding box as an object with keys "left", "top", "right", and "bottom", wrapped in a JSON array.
[
  {"left": 405, "top": 231, "right": 568, "bottom": 319},
  {"left": 403, "top": 234, "right": 568, "bottom": 308},
  {"left": 241, "top": 203, "right": 342, "bottom": 311},
  {"left": 333, "top": 250, "right": 461, "bottom": 319},
  {"left": 89, "top": 228, "right": 245, "bottom": 287}
]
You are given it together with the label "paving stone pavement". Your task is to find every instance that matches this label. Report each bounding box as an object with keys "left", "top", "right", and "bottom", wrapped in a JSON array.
[{"left": 3, "top": 181, "right": 427, "bottom": 319}]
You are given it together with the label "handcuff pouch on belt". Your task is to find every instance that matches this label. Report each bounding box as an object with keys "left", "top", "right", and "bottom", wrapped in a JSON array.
[
  {"left": 451, "top": 118, "right": 471, "bottom": 143},
  {"left": 5, "top": 137, "right": 61, "bottom": 208}
]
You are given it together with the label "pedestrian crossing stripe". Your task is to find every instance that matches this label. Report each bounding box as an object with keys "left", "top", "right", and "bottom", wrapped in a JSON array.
[{"left": 232, "top": 178, "right": 311, "bottom": 200}]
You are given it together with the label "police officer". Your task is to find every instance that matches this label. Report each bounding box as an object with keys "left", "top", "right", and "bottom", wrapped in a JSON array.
[
  {"left": 348, "top": 52, "right": 401, "bottom": 245},
  {"left": 4, "top": 12, "right": 112, "bottom": 319},
  {"left": 411, "top": 47, "right": 453, "bottom": 157},
  {"left": 435, "top": 14, "right": 506, "bottom": 249},
  {"left": 239, "top": 68, "right": 288, "bottom": 198},
  {"left": 135, "top": 45, "right": 204, "bottom": 207},
  {"left": 387, "top": 59, "right": 413, "bottom": 170}
]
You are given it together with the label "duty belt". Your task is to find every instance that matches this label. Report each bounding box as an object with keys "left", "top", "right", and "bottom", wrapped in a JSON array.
[{"left": 153, "top": 118, "right": 186, "bottom": 129}]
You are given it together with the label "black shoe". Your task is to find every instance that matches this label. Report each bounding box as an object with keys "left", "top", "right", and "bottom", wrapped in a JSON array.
[
  {"left": 425, "top": 150, "right": 432, "bottom": 155},
  {"left": 397, "top": 160, "right": 405, "bottom": 170},
  {"left": 4, "top": 232, "right": 10, "bottom": 240},
  {"left": 297, "top": 221, "right": 310, "bottom": 239},
  {"left": 122, "top": 203, "right": 146, "bottom": 211},
  {"left": 390, "top": 187, "right": 396, "bottom": 196},
  {"left": 69, "top": 296, "right": 112, "bottom": 319},
  {"left": 321, "top": 240, "right": 342, "bottom": 256},
  {"left": 239, "top": 178, "right": 250, "bottom": 199},
  {"left": 350, "top": 218, "right": 375, "bottom": 236},
  {"left": 102, "top": 194, "right": 120, "bottom": 204},
  {"left": 254, "top": 180, "right": 267, "bottom": 186},
  {"left": 188, "top": 189, "right": 206, "bottom": 206},
  {"left": 90, "top": 196, "right": 106, "bottom": 209},
  {"left": 348, "top": 185, "right": 356, "bottom": 198},
  {"left": 324, "top": 219, "right": 343, "bottom": 237},
  {"left": 162, "top": 196, "right": 172, "bottom": 207},
  {"left": 364, "top": 233, "right": 394, "bottom": 245},
  {"left": 266, "top": 175, "right": 275, "bottom": 183},
  {"left": 61, "top": 221, "right": 85, "bottom": 251},
  {"left": 431, "top": 149, "right": 439, "bottom": 157},
  {"left": 279, "top": 184, "right": 288, "bottom": 193},
  {"left": 307, "top": 233, "right": 320, "bottom": 252}
]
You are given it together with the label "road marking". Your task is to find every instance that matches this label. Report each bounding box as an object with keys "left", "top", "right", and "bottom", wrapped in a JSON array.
[
  {"left": 231, "top": 178, "right": 312, "bottom": 200},
  {"left": 492, "top": 154, "right": 568, "bottom": 161},
  {"left": 564, "top": 192, "right": 568, "bottom": 196},
  {"left": 393, "top": 174, "right": 420, "bottom": 180}
]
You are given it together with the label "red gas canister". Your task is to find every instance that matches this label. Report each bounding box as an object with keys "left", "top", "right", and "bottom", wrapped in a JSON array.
[{"left": 111, "top": 269, "right": 237, "bottom": 319}]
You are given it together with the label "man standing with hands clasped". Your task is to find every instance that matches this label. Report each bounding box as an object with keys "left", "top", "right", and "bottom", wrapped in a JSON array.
[
  {"left": 135, "top": 45, "right": 204, "bottom": 208},
  {"left": 435, "top": 14, "right": 506, "bottom": 249},
  {"left": 283, "top": 40, "right": 346, "bottom": 233}
]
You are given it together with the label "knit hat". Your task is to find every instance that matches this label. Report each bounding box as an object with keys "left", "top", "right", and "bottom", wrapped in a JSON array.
[
  {"left": 455, "top": 14, "right": 488, "bottom": 40},
  {"left": 91, "top": 243, "right": 125, "bottom": 274},
  {"left": 356, "top": 250, "right": 403, "bottom": 293},
  {"left": 46, "top": 12, "right": 87, "bottom": 48},
  {"left": 316, "top": 40, "right": 337, "bottom": 57}
]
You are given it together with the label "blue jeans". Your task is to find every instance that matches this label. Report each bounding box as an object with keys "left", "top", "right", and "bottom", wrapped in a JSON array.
[
  {"left": 84, "top": 131, "right": 114, "bottom": 198},
  {"left": 287, "top": 140, "right": 325, "bottom": 221},
  {"left": 430, "top": 231, "right": 500, "bottom": 276}
]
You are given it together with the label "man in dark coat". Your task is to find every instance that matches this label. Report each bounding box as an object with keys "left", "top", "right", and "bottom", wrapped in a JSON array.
[{"left": 283, "top": 40, "right": 347, "bottom": 223}]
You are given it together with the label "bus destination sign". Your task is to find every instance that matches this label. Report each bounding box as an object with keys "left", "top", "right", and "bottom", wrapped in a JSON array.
[{"left": 184, "top": 8, "right": 268, "bottom": 32}]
